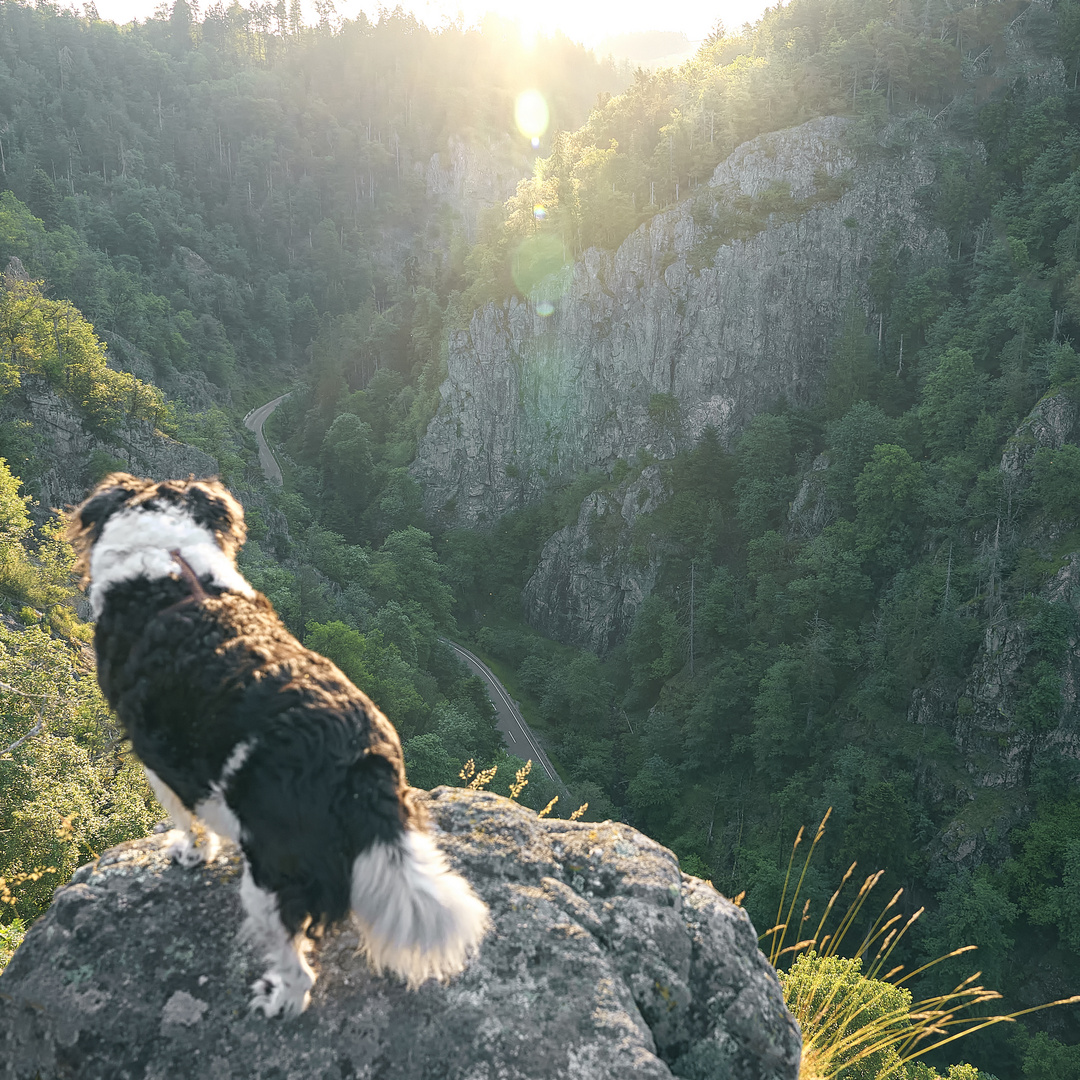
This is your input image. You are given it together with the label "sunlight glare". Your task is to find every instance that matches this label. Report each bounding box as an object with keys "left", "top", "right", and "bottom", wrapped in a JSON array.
[{"left": 514, "top": 90, "right": 549, "bottom": 144}]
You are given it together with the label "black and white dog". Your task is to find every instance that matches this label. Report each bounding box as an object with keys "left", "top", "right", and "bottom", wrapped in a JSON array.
[{"left": 68, "top": 473, "right": 489, "bottom": 1018}]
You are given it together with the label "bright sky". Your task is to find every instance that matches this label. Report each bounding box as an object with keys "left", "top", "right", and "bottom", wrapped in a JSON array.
[{"left": 83, "top": 0, "right": 774, "bottom": 48}]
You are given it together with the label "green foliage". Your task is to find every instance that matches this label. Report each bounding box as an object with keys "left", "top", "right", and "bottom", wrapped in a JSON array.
[
  {"left": 736, "top": 414, "right": 796, "bottom": 535},
  {"left": 0, "top": 622, "right": 159, "bottom": 923},
  {"left": 367, "top": 527, "right": 454, "bottom": 631},
  {"left": 1004, "top": 795, "right": 1080, "bottom": 953},
  {"left": 922, "top": 871, "right": 1017, "bottom": 992},
  {"left": 854, "top": 445, "right": 923, "bottom": 556},
  {"left": 304, "top": 620, "right": 429, "bottom": 735},
  {"left": 919, "top": 350, "right": 988, "bottom": 456},
  {"left": 1030, "top": 445, "right": 1080, "bottom": 521},
  {"left": 1020, "top": 1032, "right": 1080, "bottom": 1080},
  {"left": 625, "top": 595, "right": 683, "bottom": 701},
  {"left": 0, "top": 916, "right": 26, "bottom": 970},
  {"left": 319, "top": 412, "right": 374, "bottom": 537},
  {"left": 780, "top": 953, "right": 914, "bottom": 1080},
  {"left": 825, "top": 307, "right": 877, "bottom": 420},
  {"left": 402, "top": 732, "right": 461, "bottom": 790},
  {"left": 0, "top": 452, "right": 162, "bottom": 939},
  {"left": 0, "top": 272, "right": 171, "bottom": 437},
  {"left": 0, "top": 457, "right": 84, "bottom": 639}
]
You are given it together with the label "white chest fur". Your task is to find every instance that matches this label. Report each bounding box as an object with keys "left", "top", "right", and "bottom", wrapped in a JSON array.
[{"left": 89, "top": 504, "right": 254, "bottom": 617}]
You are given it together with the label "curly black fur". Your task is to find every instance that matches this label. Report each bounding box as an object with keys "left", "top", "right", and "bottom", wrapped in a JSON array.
[{"left": 95, "top": 572, "right": 416, "bottom": 937}]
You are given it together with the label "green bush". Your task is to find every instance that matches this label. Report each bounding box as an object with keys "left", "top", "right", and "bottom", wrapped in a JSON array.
[{"left": 0, "top": 624, "right": 160, "bottom": 925}]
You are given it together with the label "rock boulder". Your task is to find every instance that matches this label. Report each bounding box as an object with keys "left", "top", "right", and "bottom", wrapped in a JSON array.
[{"left": 0, "top": 788, "right": 800, "bottom": 1080}]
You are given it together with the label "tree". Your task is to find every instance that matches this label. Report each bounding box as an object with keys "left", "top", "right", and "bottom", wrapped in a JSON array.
[
  {"left": 841, "top": 780, "right": 914, "bottom": 881},
  {"left": 626, "top": 755, "right": 681, "bottom": 830},
  {"left": 367, "top": 527, "right": 454, "bottom": 631},
  {"left": 854, "top": 444, "right": 923, "bottom": 556},
  {"left": 27, "top": 170, "right": 61, "bottom": 230},
  {"left": 625, "top": 595, "right": 682, "bottom": 702},
  {"left": 540, "top": 652, "right": 612, "bottom": 730},
  {"left": 1031, "top": 445, "right": 1080, "bottom": 522},
  {"left": 319, "top": 412, "right": 374, "bottom": 538},
  {"left": 922, "top": 870, "right": 1016, "bottom": 992},
  {"left": 735, "top": 414, "right": 794, "bottom": 535},
  {"left": 824, "top": 305, "right": 875, "bottom": 419},
  {"left": 303, "top": 621, "right": 428, "bottom": 734},
  {"left": 1, "top": 623, "right": 159, "bottom": 922},
  {"left": 402, "top": 733, "right": 460, "bottom": 790},
  {"left": 919, "top": 349, "right": 988, "bottom": 455}
]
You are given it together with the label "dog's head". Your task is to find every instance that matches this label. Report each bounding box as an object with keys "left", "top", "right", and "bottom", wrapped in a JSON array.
[{"left": 67, "top": 473, "right": 247, "bottom": 584}]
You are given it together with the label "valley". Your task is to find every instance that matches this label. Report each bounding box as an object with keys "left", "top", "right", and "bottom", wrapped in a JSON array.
[{"left": 1, "top": 0, "right": 1080, "bottom": 1075}]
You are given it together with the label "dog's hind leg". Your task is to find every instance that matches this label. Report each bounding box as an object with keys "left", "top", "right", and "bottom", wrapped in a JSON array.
[
  {"left": 145, "top": 767, "right": 220, "bottom": 868},
  {"left": 239, "top": 866, "right": 316, "bottom": 1018}
]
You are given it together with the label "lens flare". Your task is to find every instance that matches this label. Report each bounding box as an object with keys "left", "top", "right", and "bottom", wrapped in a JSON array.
[
  {"left": 512, "top": 233, "right": 571, "bottom": 314},
  {"left": 533, "top": 204, "right": 547, "bottom": 220},
  {"left": 515, "top": 90, "right": 549, "bottom": 144}
]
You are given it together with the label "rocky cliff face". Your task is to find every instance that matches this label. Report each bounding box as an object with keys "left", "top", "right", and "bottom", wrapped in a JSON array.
[
  {"left": 523, "top": 465, "right": 668, "bottom": 652},
  {"left": 0, "top": 788, "right": 801, "bottom": 1080},
  {"left": 0, "top": 378, "right": 217, "bottom": 512},
  {"left": 414, "top": 115, "right": 946, "bottom": 531},
  {"left": 425, "top": 134, "right": 530, "bottom": 242},
  {"left": 909, "top": 393, "right": 1080, "bottom": 868}
]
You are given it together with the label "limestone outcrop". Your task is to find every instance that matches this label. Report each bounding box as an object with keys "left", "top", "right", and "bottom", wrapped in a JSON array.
[
  {"left": 413, "top": 115, "right": 946, "bottom": 530},
  {"left": 523, "top": 465, "right": 668, "bottom": 652},
  {"left": 0, "top": 788, "right": 801, "bottom": 1080},
  {"left": 0, "top": 377, "right": 218, "bottom": 512}
]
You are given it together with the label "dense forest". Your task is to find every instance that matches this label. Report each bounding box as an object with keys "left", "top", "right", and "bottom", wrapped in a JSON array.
[{"left": 1, "top": 0, "right": 1080, "bottom": 1075}]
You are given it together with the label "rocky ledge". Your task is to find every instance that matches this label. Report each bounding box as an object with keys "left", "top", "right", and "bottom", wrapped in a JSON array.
[{"left": 0, "top": 788, "right": 800, "bottom": 1080}]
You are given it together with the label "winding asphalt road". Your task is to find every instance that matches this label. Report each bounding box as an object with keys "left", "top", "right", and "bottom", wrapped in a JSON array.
[
  {"left": 443, "top": 639, "right": 569, "bottom": 796},
  {"left": 243, "top": 393, "right": 290, "bottom": 485},
  {"left": 241, "top": 395, "right": 563, "bottom": 793}
]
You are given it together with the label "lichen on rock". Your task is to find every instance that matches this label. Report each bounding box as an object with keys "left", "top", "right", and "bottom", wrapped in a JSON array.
[{"left": 0, "top": 788, "right": 800, "bottom": 1080}]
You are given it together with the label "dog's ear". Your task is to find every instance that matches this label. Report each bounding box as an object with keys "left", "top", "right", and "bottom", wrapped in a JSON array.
[
  {"left": 183, "top": 478, "right": 247, "bottom": 559},
  {"left": 66, "top": 472, "right": 147, "bottom": 582}
]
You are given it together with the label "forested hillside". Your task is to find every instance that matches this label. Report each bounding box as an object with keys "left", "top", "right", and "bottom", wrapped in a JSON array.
[
  {"left": 2, "top": 0, "right": 1080, "bottom": 1075},
  {"left": 0, "top": 0, "right": 610, "bottom": 966},
  {"left": 402, "top": 1, "right": 1080, "bottom": 1077},
  {"left": 0, "top": 0, "right": 618, "bottom": 413}
]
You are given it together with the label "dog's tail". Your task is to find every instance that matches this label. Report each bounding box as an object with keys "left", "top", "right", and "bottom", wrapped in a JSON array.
[{"left": 350, "top": 829, "right": 490, "bottom": 986}]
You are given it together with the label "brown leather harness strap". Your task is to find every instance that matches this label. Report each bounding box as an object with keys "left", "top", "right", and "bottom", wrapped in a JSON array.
[
  {"left": 170, "top": 549, "right": 209, "bottom": 601},
  {"left": 156, "top": 548, "right": 211, "bottom": 616}
]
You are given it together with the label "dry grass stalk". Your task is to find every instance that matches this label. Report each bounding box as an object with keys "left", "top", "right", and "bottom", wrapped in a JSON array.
[{"left": 765, "top": 808, "right": 1080, "bottom": 1080}]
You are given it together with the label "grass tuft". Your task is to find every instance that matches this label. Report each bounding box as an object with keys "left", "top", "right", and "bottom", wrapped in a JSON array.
[{"left": 766, "top": 810, "right": 1080, "bottom": 1080}]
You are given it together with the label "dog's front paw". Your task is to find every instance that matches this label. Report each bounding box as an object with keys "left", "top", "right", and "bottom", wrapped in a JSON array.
[
  {"left": 249, "top": 973, "right": 310, "bottom": 1018},
  {"left": 164, "top": 828, "right": 218, "bottom": 868}
]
